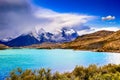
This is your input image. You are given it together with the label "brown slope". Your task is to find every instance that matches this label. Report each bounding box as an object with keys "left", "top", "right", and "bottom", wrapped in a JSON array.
[
  {"left": 99, "top": 30, "right": 120, "bottom": 52},
  {"left": 0, "top": 44, "right": 9, "bottom": 50},
  {"left": 24, "top": 42, "right": 61, "bottom": 49},
  {"left": 61, "top": 30, "right": 115, "bottom": 51}
]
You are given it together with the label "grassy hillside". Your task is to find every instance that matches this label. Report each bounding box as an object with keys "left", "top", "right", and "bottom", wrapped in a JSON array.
[
  {"left": 99, "top": 30, "right": 120, "bottom": 52},
  {"left": 61, "top": 30, "right": 115, "bottom": 51}
]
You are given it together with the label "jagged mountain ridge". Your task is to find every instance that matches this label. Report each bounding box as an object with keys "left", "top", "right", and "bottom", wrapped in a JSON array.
[
  {"left": 25, "top": 30, "right": 120, "bottom": 53},
  {"left": 1, "top": 29, "right": 120, "bottom": 53},
  {"left": 1, "top": 28, "right": 78, "bottom": 47},
  {"left": 25, "top": 30, "right": 114, "bottom": 49}
]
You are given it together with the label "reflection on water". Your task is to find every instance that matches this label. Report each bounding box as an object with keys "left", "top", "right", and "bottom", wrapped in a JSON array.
[
  {"left": 106, "top": 53, "right": 120, "bottom": 64},
  {"left": 0, "top": 49, "right": 120, "bottom": 79}
]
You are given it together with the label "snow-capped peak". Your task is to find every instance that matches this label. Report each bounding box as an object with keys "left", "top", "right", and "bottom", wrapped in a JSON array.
[
  {"left": 1, "top": 37, "right": 13, "bottom": 42},
  {"left": 37, "top": 28, "right": 46, "bottom": 34},
  {"left": 65, "top": 29, "right": 76, "bottom": 35}
]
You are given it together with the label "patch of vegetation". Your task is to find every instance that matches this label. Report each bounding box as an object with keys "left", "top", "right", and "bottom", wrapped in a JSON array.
[{"left": 6, "top": 64, "right": 120, "bottom": 80}]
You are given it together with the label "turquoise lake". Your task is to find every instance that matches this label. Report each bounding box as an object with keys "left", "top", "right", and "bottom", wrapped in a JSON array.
[{"left": 0, "top": 49, "right": 120, "bottom": 79}]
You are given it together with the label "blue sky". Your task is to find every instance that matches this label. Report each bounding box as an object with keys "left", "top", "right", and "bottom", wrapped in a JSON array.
[
  {"left": 0, "top": 0, "right": 120, "bottom": 39},
  {"left": 32, "top": 0, "right": 120, "bottom": 27},
  {"left": 32, "top": 0, "right": 120, "bottom": 15}
]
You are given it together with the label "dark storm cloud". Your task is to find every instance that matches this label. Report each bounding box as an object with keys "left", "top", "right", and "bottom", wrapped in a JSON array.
[
  {"left": 0, "top": 0, "right": 48, "bottom": 39},
  {"left": 0, "top": 3, "right": 29, "bottom": 12},
  {"left": 0, "top": 0, "right": 30, "bottom": 33}
]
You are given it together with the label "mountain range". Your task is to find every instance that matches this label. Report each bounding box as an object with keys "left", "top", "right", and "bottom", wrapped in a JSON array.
[
  {"left": 1, "top": 29, "right": 120, "bottom": 53},
  {"left": 0, "top": 28, "right": 78, "bottom": 47},
  {"left": 24, "top": 30, "right": 120, "bottom": 53}
]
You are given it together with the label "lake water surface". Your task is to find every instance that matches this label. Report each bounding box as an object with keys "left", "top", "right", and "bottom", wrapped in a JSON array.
[{"left": 0, "top": 49, "right": 120, "bottom": 79}]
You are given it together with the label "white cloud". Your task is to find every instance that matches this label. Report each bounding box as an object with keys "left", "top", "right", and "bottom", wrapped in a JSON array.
[
  {"left": 102, "top": 15, "right": 115, "bottom": 21},
  {"left": 77, "top": 27, "right": 119, "bottom": 36},
  {"left": 93, "top": 27, "right": 119, "bottom": 31},
  {"left": 33, "top": 7, "right": 95, "bottom": 33},
  {"left": 77, "top": 29, "right": 94, "bottom": 35}
]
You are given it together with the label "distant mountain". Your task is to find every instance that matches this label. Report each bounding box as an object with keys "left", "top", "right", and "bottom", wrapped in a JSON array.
[
  {"left": 1, "top": 28, "right": 78, "bottom": 47},
  {"left": 25, "top": 30, "right": 114, "bottom": 49},
  {"left": 4, "top": 34, "right": 40, "bottom": 47},
  {"left": 0, "top": 41, "right": 4, "bottom": 44},
  {"left": 14, "top": 30, "right": 120, "bottom": 53},
  {"left": 61, "top": 27, "right": 78, "bottom": 41}
]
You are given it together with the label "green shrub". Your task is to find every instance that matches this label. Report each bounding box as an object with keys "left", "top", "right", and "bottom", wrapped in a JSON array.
[{"left": 6, "top": 64, "right": 120, "bottom": 80}]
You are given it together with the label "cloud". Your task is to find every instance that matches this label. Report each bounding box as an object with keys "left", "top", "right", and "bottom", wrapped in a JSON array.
[
  {"left": 93, "top": 27, "right": 119, "bottom": 31},
  {"left": 77, "top": 27, "right": 119, "bottom": 36},
  {"left": 77, "top": 29, "right": 94, "bottom": 35},
  {"left": 0, "top": 0, "right": 96, "bottom": 39},
  {"left": 33, "top": 7, "right": 95, "bottom": 33},
  {"left": 102, "top": 15, "right": 115, "bottom": 21}
]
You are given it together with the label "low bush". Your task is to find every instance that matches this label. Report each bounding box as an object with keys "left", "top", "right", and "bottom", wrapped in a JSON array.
[{"left": 6, "top": 64, "right": 120, "bottom": 80}]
